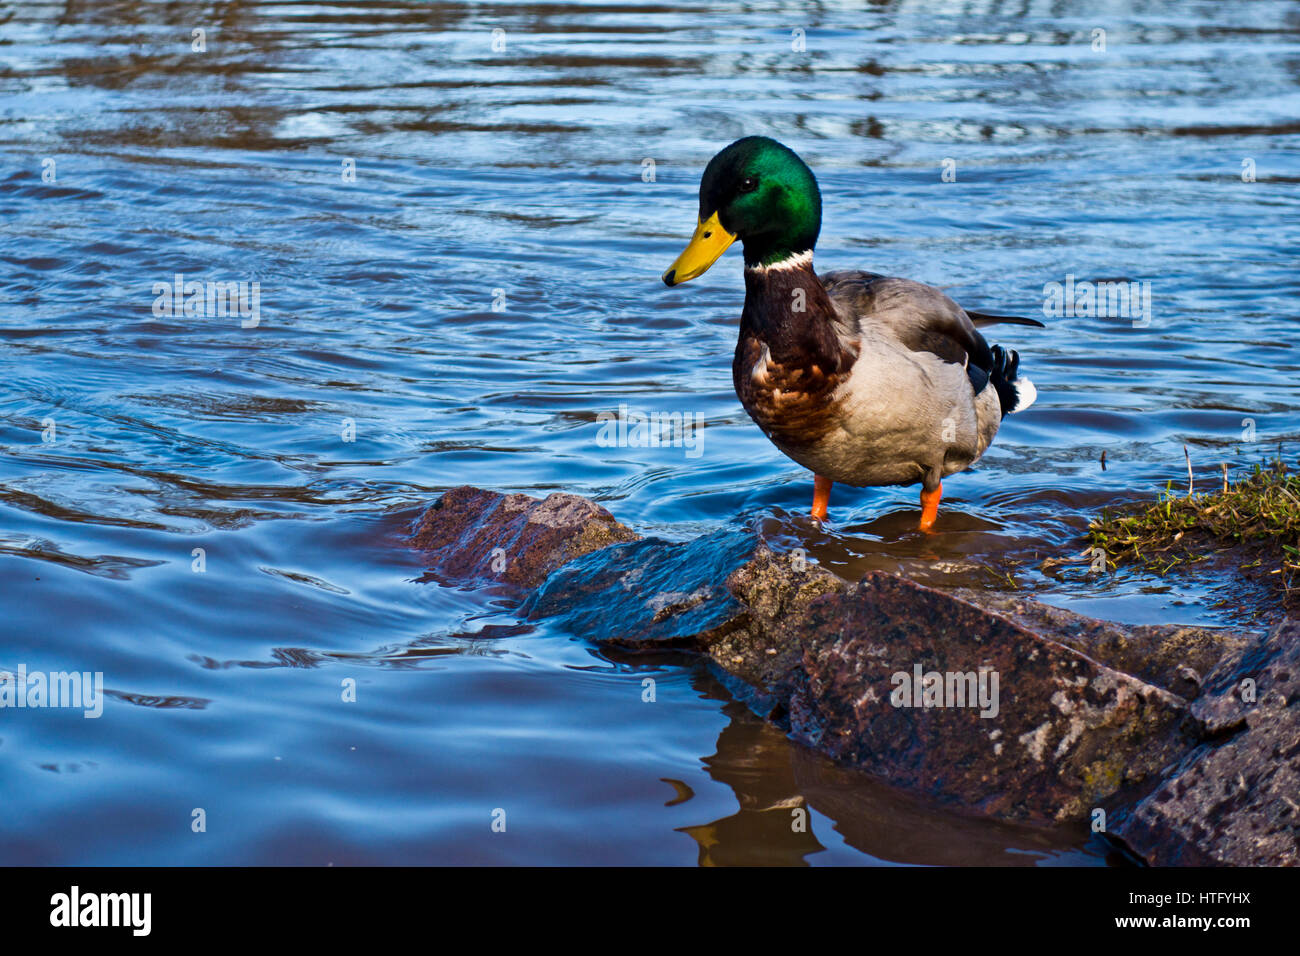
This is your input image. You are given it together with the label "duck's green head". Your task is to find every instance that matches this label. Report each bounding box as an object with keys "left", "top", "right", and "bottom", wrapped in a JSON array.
[{"left": 662, "top": 136, "right": 821, "bottom": 286}]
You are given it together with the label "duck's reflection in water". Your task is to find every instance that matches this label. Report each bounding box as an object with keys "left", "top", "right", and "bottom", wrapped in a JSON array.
[{"left": 675, "top": 676, "right": 1107, "bottom": 867}]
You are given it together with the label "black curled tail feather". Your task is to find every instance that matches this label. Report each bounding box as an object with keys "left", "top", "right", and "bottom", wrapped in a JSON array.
[{"left": 989, "top": 344, "right": 1026, "bottom": 418}]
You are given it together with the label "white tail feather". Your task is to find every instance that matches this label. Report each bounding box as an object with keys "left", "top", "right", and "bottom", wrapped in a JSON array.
[{"left": 1011, "top": 377, "right": 1037, "bottom": 414}]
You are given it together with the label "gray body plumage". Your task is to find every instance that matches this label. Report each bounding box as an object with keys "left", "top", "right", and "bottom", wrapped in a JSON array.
[{"left": 758, "top": 269, "right": 1012, "bottom": 492}]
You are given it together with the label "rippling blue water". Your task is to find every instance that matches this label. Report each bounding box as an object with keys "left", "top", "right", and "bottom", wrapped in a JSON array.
[{"left": 1, "top": 0, "right": 1297, "bottom": 864}]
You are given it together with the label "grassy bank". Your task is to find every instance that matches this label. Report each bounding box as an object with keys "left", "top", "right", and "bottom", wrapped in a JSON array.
[{"left": 1089, "top": 456, "right": 1299, "bottom": 600}]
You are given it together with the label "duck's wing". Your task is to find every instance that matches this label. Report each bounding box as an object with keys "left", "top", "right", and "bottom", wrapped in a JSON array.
[
  {"left": 820, "top": 270, "right": 1037, "bottom": 417},
  {"left": 819, "top": 270, "right": 995, "bottom": 370}
]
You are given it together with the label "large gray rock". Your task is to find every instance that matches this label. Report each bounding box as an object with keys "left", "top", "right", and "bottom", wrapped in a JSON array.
[
  {"left": 1110, "top": 618, "right": 1300, "bottom": 866},
  {"left": 778, "top": 573, "right": 1190, "bottom": 824}
]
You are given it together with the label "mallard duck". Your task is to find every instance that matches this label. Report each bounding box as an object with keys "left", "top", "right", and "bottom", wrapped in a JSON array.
[{"left": 662, "top": 136, "right": 1040, "bottom": 530}]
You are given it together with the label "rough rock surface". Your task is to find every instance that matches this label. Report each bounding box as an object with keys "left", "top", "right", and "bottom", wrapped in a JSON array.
[
  {"left": 1110, "top": 618, "right": 1300, "bottom": 865},
  {"left": 410, "top": 485, "right": 637, "bottom": 589},
  {"left": 410, "top": 485, "right": 1298, "bottom": 863},
  {"left": 953, "top": 589, "right": 1251, "bottom": 701},
  {"left": 703, "top": 547, "right": 844, "bottom": 709},
  {"left": 780, "top": 574, "right": 1189, "bottom": 823}
]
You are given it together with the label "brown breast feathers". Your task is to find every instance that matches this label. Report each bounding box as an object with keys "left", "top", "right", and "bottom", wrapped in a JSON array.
[{"left": 731, "top": 263, "right": 857, "bottom": 451}]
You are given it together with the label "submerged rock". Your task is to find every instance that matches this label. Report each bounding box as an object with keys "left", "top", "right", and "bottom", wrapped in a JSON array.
[
  {"left": 521, "top": 528, "right": 762, "bottom": 648},
  {"left": 410, "top": 485, "right": 1297, "bottom": 863}
]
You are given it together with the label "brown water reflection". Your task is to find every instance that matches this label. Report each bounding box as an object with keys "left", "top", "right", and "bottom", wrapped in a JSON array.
[{"left": 679, "top": 684, "right": 1097, "bottom": 866}]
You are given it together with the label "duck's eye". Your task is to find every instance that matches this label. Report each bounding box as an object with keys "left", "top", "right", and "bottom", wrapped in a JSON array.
[{"left": 739, "top": 176, "right": 759, "bottom": 193}]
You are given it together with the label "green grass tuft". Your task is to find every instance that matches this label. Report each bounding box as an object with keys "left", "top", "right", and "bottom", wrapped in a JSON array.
[{"left": 1089, "top": 456, "right": 1300, "bottom": 596}]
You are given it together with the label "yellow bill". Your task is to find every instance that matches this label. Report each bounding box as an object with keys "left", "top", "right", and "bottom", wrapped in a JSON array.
[{"left": 662, "top": 212, "right": 737, "bottom": 286}]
